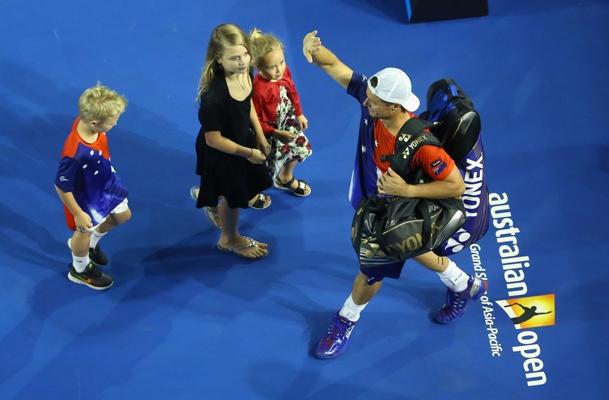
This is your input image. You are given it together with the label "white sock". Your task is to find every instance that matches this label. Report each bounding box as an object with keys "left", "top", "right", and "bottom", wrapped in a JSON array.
[
  {"left": 90, "top": 229, "right": 107, "bottom": 249},
  {"left": 437, "top": 261, "right": 469, "bottom": 292},
  {"left": 72, "top": 254, "right": 90, "bottom": 273},
  {"left": 339, "top": 294, "right": 368, "bottom": 322}
]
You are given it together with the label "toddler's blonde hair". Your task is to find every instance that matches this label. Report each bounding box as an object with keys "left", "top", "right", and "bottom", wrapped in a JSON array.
[
  {"left": 249, "top": 28, "right": 284, "bottom": 68},
  {"left": 79, "top": 83, "right": 127, "bottom": 122}
]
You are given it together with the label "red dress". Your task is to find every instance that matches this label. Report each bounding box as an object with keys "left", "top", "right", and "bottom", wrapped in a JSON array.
[{"left": 252, "top": 65, "right": 312, "bottom": 178}]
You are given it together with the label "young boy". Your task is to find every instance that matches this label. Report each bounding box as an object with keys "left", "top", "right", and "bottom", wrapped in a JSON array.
[{"left": 55, "top": 84, "right": 131, "bottom": 290}]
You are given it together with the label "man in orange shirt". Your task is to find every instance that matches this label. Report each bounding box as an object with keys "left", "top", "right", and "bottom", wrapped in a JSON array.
[{"left": 303, "top": 31, "right": 488, "bottom": 359}]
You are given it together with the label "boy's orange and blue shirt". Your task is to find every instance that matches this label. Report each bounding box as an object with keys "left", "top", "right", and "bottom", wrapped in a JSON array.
[{"left": 55, "top": 117, "right": 128, "bottom": 230}]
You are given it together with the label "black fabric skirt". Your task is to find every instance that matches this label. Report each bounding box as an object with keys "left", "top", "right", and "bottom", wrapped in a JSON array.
[{"left": 195, "top": 141, "right": 270, "bottom": 210}]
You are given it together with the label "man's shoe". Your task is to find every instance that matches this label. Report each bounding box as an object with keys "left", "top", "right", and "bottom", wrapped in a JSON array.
[
  {"left": 67, "top": 263, "right": 113, "bottom": 290},
  {"left": 434, "top": 276, "right": 488, "bottom": 324},
  {"left": 314, "top": 312, "right": 357, "bottom": 359},
  {"left": 67, "top": 239, "right": 108, "bottom": 266}
]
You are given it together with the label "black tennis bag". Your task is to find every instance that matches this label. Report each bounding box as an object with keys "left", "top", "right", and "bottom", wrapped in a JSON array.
[
  {"left": 351, "top": 195, "right": 466, "bottom": 262},
  {"left": 420, "top": 78, "right": 490, "bottom": 255},
  {"left": 351, "top": 118, "right": 466, "bottom": 262}
]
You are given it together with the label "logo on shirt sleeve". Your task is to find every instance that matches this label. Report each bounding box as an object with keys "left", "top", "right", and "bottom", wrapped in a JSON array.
[
  {"left": 59, "top": 176, "right": 69, "bottom": 182},
  {"left": 431, "top": 159, "right": 447, "bottom": 176}
]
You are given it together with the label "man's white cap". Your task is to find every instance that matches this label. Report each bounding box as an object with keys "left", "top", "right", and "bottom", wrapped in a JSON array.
[{"left": 367, "top": 67, "right": 420, "bottom": 112}]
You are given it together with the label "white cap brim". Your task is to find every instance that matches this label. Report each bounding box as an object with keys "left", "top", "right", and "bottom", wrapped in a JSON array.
[{"left": 403, "top": 93, "right": 420, "bottom": 112}]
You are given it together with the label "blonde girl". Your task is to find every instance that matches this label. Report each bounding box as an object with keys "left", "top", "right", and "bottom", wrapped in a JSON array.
[
  {"left": 250, "top": 28, "right": 313, "bottom": 197},
  {"left": 191, "top": 23, "right": 272, "bottom": 259}
]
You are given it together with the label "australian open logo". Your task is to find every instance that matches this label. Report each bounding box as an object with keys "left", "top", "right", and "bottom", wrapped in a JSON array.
[
  {"left": 481, "top": 192, "right": 554, "bottom": 387},
  {"left": 496, "top": 294, "right": 555, "bottom": 330},
  {"left": 495, "top": 294, "right": 555, "bottom": 387}
]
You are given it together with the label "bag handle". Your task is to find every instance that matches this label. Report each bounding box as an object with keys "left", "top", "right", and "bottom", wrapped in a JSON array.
[
  {"left": 417, "top": 200, "right": 433, "bottom": 250},
  {"left": 352, "top": 197, "right": 371, "bottom": 253}
]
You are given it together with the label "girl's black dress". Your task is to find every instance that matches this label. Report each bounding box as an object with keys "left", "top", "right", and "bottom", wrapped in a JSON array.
[{"left": 195, "top": 71, "right": 272, "bottom": 209}]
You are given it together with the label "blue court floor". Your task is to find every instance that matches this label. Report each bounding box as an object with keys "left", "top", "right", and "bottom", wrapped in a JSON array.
[{"left": 1, "top": 0, "right": 608, "bottom": 399}]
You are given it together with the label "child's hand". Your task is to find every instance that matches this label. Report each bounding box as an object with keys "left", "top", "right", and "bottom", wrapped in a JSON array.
[
  {"left": 297, "top": 115, "right": 308, "bottom": 130},
  {"left": 303, "top": 30, "right": 321, "bottom": 63},
  {"left": 257, "top": 137, "right": 271, "bottom": 155},
  {"left": 247, "top": 148, "right": 267, "bottom": 164},
  {"left": 74, "top": 211, "right": 93, "bottom": 233},
  {"left": 274, "top": 130, "right": 298, "bottom": 143}
]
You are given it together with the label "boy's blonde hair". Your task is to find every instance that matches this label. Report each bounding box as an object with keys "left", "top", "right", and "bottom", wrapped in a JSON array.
[
  {"left": 197, "top": 23, "right": 251, "bottom": 100},
  {"left": 79, "top": 84, "right": 127, "bottom": 122},
  {"left": 249, "top": 28, "right": 284, "bottom": 68}
]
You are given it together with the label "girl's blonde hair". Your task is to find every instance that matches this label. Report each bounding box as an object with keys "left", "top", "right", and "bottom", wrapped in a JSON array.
[
  {"left": 249, "top": 28, "right": 284, "bottom": 68},
  {"left": 197, "top": 23, "right": 251, "bottom": 100},
  {"left": 78, "top": 83, "right": 127, "bottom": 122}
]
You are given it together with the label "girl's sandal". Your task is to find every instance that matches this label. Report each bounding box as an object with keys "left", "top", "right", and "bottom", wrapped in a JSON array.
[
  {"left": 217, "top": 237, "right": 268, "bottom": 259},
  {"left": 248, "top": 193, "right": 272, "bottom": 209},
  {"left": 274, "top": 177, "right": 311, "bottom": 197},
  {"left": 190, "top": 186, "right": 222, "bottom": 228},
  {"left": 205, "top": 207, "right": 222, "bottom": 229}
]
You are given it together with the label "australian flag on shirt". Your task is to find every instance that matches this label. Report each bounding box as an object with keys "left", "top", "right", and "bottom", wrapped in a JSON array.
[
  {"left": 55, "top": 117, "right": 128, "bottom": 228},
  {"left": 347, "top": 72, "right": 383, "bottom": 209}
]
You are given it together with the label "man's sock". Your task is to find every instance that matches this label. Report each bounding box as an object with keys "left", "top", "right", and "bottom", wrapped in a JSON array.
[
  {"left": 437, "top": 261, "right": 469, "bottom": 292},
  {"left": 339, "top": 294, "right": 368, "bottom": 322}
]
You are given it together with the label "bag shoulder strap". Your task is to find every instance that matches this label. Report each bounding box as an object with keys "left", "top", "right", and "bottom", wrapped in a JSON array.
[{"left": 387, "top": 118, "right": 442, "bottom": 181}]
